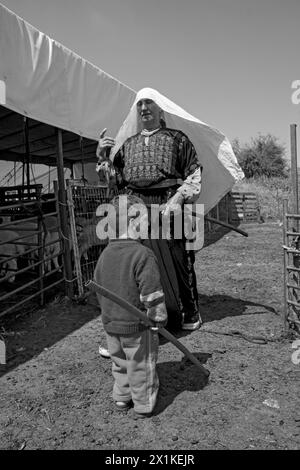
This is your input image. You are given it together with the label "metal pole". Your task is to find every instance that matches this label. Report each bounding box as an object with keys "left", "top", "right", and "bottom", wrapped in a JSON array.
[
  {"left": 56, "top": 128, "right": 74, "bottom": 297},
  {"left": 290, "top": 124, "right": 299, "bottom": 218},
  {"left": 24, "top": 117, "right": 31, "bottom": 192},
  {"left": 80, "top": 136, "right": 85, "bottom": 182},
  {"left": 37, "top": 216, "right": 45, "bottom": 306},
  {"left": 67, "top": 184, "right": 84, "bottom": 296},
  {"left": 283, "top": 199, "right": 288, "bottom": 331}
]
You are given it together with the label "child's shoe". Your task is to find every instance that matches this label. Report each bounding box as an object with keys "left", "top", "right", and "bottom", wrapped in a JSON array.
[
  {"left": 98, "top": 345, "right": 110, "bottom": 358},
  {"left": 129, "top": 409, "right": 152, "bottom": 419},
  {"left": 114, "top": 400, "right": 132, "bottom": 411}
]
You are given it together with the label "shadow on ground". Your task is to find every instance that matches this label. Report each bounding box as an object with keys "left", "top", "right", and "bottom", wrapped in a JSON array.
[
  {"left": 154, "top": 353, "right": 211, "bottom": 415},
  {"left": 199, "top": 293, "right": 277, "bottom": 322},
  {"left": 161, "top": 293, "right": 278, "bottom": 345},
  {"left": 0, "top": 290, "right": 277, "bottom": 378},
  {"left": 0, "top": 294, "right": 100, "bottom": 378}
]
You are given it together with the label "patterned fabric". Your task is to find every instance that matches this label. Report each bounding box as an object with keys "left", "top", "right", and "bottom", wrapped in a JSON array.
[{"left": 113, "top": 128, "right": 200, "bottom": 190}]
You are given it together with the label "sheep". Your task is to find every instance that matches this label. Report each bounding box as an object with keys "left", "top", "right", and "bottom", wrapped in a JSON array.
[
  {"left": 0, "top": 230, "right": 25, "bottom": 283},
  {"left": 43, "top": 230, "right": 61, "bottom": 273},
  {"left": 75, "top": 217, "right": 107, "bottom": 261},
  {"left": 8, "top": 222, "right": 40, "bottom": 266}
]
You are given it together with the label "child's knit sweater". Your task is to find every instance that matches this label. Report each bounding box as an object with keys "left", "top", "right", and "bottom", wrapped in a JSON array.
[{"left": 94, "top": 239, "right": 167, "bottom": 335}]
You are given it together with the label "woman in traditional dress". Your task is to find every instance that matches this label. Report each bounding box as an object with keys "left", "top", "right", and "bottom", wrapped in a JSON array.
[{"left": 96, "top": 88, "right": 244, "bottom": 331}]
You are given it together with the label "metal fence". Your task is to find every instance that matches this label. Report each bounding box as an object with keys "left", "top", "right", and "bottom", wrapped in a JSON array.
[
  {"left": 283, "top": 199, "right": 300, "bottom": 333},
  {"left": 0, "top": 188, "right": 64, "bottom": 318},
  {"left": 66, "top": 180, "right": 116, "bottom": 296}
]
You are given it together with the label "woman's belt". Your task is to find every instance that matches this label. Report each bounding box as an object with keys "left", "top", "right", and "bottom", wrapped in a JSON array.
[{"left": 127, "top": 179, "right": 183, "bottom": 191}]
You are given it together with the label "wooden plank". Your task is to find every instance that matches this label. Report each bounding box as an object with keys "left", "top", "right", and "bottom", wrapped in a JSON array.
[
  {"left": 230, "top": 200, "right": 258, "bottom": 206},
  {"left": 231, "top": 191, "right": 257, "bottom": 196},
  {"left": 231, "top": 197, "right": 257, "bottom": 201},
  {"left": 237, "top": 194, "right": 257, "bottom": 196},
  {"left": 231, "top": 199, "right": 258, "bottom": 203}
]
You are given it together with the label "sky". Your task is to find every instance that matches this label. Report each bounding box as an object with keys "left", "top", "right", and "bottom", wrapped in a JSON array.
[{"left": 1, "top": 0, "right": 300, "bottom": 163}]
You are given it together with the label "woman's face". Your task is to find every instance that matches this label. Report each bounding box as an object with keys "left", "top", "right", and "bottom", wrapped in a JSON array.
[{"left": 136, "top": 98, "right": 161, "bottom": 129}]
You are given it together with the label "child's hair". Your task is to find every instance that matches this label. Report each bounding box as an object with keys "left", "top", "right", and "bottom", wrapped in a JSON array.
[{"left": 109, "top": 194, "right": 147, "bottom": 236}]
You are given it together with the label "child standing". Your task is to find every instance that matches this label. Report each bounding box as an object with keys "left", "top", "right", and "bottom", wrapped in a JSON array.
[{"left": 94, "top": 195, "right": 167, "bottom": 418}]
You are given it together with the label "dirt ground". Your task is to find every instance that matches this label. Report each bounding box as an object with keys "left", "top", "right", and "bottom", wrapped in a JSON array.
[{"left": 0, "top": 222, "right": 299, "bottom": 450}]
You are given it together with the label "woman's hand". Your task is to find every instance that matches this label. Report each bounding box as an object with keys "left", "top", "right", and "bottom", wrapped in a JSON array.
[
  {"left": 96, "top": 128, "right": 116, "bottom": 160},
  {"left": 162, "top": 191, "right": 184, "bottom": 219}
]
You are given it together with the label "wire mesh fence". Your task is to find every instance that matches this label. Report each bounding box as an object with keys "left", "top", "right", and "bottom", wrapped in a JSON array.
[{"left": 66, "top": 180, "right": 117, "bottom": 296}]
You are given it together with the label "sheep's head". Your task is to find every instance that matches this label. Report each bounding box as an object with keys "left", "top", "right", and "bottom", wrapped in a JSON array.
[{"left": 0, "top": 257, "right": 17, "bottom": 283}]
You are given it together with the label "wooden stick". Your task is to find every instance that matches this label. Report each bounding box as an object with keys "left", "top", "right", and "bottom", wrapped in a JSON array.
[
  {"left": 204, "top": 215, "right": 249, "bottom": 237},
  {"left": 86, "top": 280, "right": 210, "bottom": 378}
]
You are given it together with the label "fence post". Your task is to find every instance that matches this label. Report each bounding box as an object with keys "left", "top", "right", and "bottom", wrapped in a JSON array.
[
  {"left": 24, "top": 117, "right": 31, "bottom": 192},
  {"left": 216, "top": 202, "right": 220, "bottom": 222},
  {"left": 55, "top": 129, "right": 74, "bottom": 298},
  {"left": 282, "top": 199, "right": 288, "bottom": 331},
  {"left": 290, "top": 124, "right": 299, "bottom": 229},
  {"left": 242, "top": 193, "right": 247, "bottom": 222},
  {"left": 67, "top": 183, "right": 84, "bottom": 297},
  {"left": 37, "top": 216, "right": 45, "bottom": 306}
]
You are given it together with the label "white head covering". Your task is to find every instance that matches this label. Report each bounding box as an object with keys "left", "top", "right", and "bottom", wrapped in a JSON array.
[{"left": 110, "top": 87, "right": 244, "bottom": 214}]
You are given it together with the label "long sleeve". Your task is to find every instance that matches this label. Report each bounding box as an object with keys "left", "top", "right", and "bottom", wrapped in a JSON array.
[
  {"left": 174, "top": 133, "right": 202, "bottom": 203},
  {"left": 135, "top": 251, "right": 167, "bottom": 324},
  {"left": 177, "top": 166, "right": 202, "bottom": 203}
]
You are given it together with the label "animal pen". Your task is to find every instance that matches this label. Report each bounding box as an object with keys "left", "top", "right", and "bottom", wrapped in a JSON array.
[
  {"left": 282, "top": 124, "right": 300, "bottom": 334},
  {"left": 0, "top": 110, "right": 100, "bottom": 318},
  {"left": 0, "top": 3, "right": 258, "bottom": 321}
]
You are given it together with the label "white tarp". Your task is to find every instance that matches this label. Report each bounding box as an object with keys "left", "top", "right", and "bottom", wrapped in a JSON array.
[
  {"left": 0, "top": 3, "right": 136, "bottom": 141},
  {"left": 0, "top": 4, "right": 243, "bottom": 210}
]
